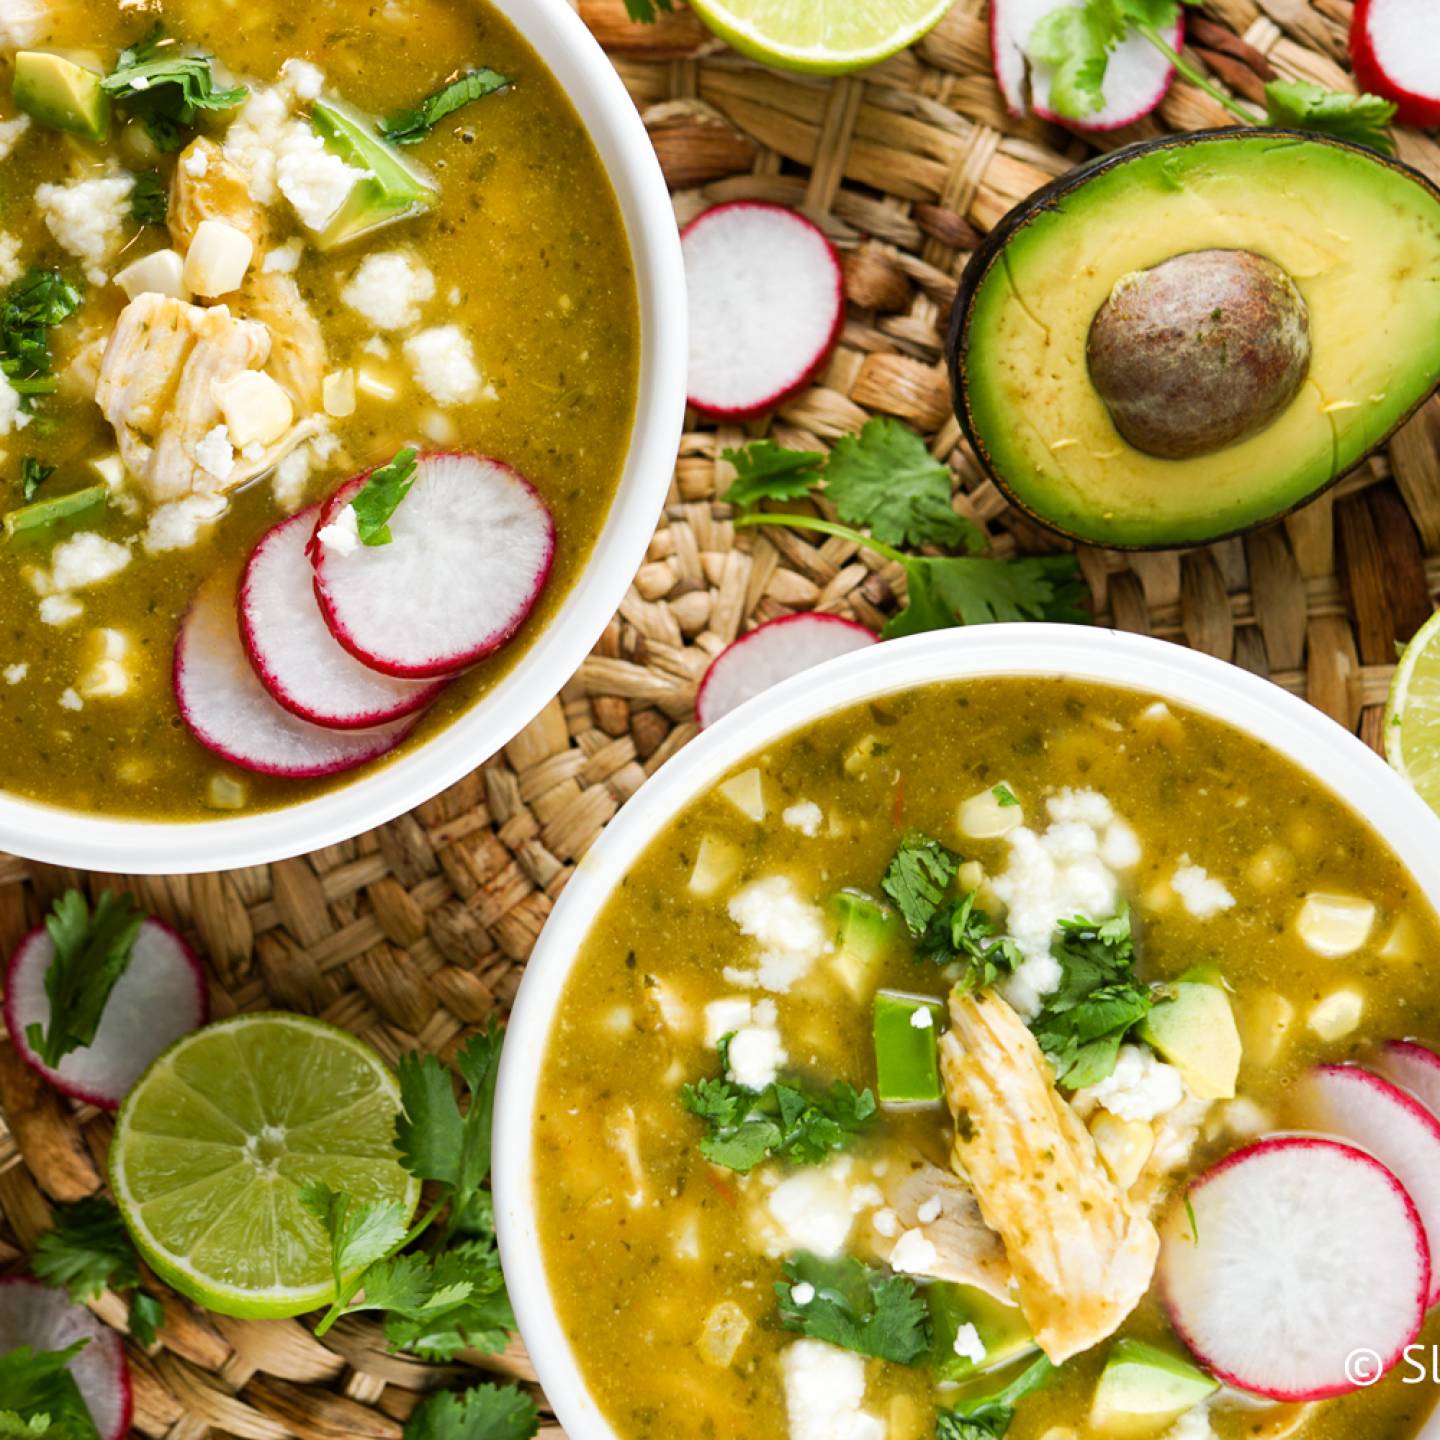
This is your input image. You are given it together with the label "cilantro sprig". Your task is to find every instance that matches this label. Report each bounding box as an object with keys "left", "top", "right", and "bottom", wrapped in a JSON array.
[
  {"left": 21, "top": 458, "right": 55, "bottom": 503},
  {"left": 0, "top": 1344, "right": 99, "bottom": 1440},
  {"left": 1, "top": 270, "right": 84, "bottom": 412},
  {"left": 622, "top": 0, "right": 675, "bottom": 20},
  {"left": 775, "top": 1252, "right": 931, "bottom": 1364},
  {"left": 351, "top": 448, "right": 419, "bottom": 546},
  {"left": 680, "top": 1041, "right": 876, "bottom": 1172},
  {"left": 26, "top": 891, "right": 144, "bottom": 1071},
  {"left": 403, "top": 1383, "right": 539, "bottom": 1440},
  {"left": 381, "top": 69, "right": 510, "bottom": 146},
  {"left": 724, "top": 421, "right": 1088, "bottom": 635},
  {"left": 882, "top": 833, "right": 960, "bottom": 938},
  {"left": 936, "top": 1354, "right": 1055, "bottom": 1439},
  {"left": 31, "top": 1197, "right": 165, "bottom": 1347},
  {"left": 1026, "top": 0, "right": 1396, "bottom": 152},
  {"left": 130, "top": 172, "right": 169, "bottom": 227},
  {"left": 102, "top": 26, "right": 248, "bottom": 153},
  {"left": 307, "top": 1023, "right": 513, "bottom": 1359}
]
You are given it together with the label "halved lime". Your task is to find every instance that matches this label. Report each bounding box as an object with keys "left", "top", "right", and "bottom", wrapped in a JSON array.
[
  {"left": 688, "top": 0, "right": 952, "bottom": 74},
  {"left": 110, "top": 1013, "right": 418, "bottom": 1319},
  {"left": 1384, "top": 609, "right": 1440, "bottom": 813}
]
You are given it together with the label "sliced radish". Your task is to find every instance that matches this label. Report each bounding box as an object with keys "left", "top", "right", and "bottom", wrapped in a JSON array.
[
  {"left": 4, "top": 916, "right": 207, "bottom": 1110},
  {"left": 240, "top": 507, "right": 448, "bottom": 729},
  {"left": 1159, "top": 1137, "right": 1429, "bottom": 1401},
  {"left": 1376, "top": 1039, "right": 1440, "bottom": 1122},
  {"left": 0, "top": 1278, "right": 131, "bottom": 1440},
  {"left": 1296, "top": 1063, "right": 1440, "bottom": 1304},
  {"left": 309, "top": 453, "right": 555, "bottom": 679},
  {"left": 1351, "top": 0, "right": 1440, "bottom": 129},
  {"left": 174, "top": 577, "right": 415, "bottom": 778},
  {"left": 991, "top": 0, "right": 1185, "bottom": 130},
  {"left": 695, "top": 614, "right": 877, "bottom": 728},
  {"left": 683, "top": 203, "right": 844, "bottom": 421}
]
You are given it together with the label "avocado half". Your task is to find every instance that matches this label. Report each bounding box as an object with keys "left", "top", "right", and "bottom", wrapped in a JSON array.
[{"left": 946, "top": 130, "right": 1440, "bottom": 549}]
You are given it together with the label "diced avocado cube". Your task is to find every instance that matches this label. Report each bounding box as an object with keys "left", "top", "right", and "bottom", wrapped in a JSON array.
[
  {"left": 873, "top": 989, "right": 943, "bottom": 1104},
  {"left": 1091, "top": 1338, "right": 1218, "bottom": 1422},
  {"left": 928, "top": 1282, "right": 1037, "bottom": 1383},
  {"left": 13, "top": 52, "right": 111, "bottom": 141},
  {"left": 1139, "top": 978, "right": 1242, "bottom": 1101},
  {"left": 309, "top": 99, "right": 438, "bottom": 250},
  {"left": 828, "top": 888, "right": 901, "bottom": 998}
]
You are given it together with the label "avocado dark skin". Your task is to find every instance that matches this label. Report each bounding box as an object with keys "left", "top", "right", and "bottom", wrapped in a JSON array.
[{"left": 1085, "top": 249, "right": 1312, "bottom": 460}]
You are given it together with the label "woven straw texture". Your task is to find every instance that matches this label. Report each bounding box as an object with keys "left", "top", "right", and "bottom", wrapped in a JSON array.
[{"left": 3, "top": 1, "right": 1439, "bottom": 1434}]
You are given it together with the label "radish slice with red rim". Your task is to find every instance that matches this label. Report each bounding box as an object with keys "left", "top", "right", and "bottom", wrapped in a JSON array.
[
  {"left": 684, "top": 203, "right": 844, "bottom": 421},
  {"left": 991, "top": 0, "right": 1184, "bottom": 130},
  {"left": 1376, "top": 1039, "right": 1440, "bottom": 1122},
  {"left": 174, "top": 577, "right": 416, "bottom": 778},
  {"left": 696, "top": 613, "right": 877, "bottom": 728},
  {"left": 1296, "top": 1062, "right": 1440, "bottom": 1305},
  {"left": 1159, "top": 1136, "right": 1429, "bottom": 1401},
  {"left": 240, "top": 506, "right": 448, "bottom": 729},
  {"left": 0, "top": 1278, "right": 132, "bottom": 1440},
  {"left": 310, "top": 453, "right": 555, "bottom": 679},
  {"left": 1351, "top": 0, "right": 1440, "bottom": 129},
  {"left": 4, "top": 916, "right": 207, "bottom": 1110}
]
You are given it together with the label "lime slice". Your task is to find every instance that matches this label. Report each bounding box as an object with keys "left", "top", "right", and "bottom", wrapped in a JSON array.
[
  {"left": 687, "top": 0, "right": 952, "bottom": 73},
  {"left": 110, "top": 1013, "right": 419, "bottom": 1319},
  {"left": 1385, "top": 609, "right": 1440, "bottom": 812}
]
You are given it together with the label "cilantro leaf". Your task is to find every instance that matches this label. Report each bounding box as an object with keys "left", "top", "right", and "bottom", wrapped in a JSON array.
[
  {"left": 403, "top": 1384, "right": 538, "bottom": 1440},
  {"left": 130, "top": 172, "right": 169, "bottom": 226},
  {"left": 351, "top": 448, "right": 419, "bottom": 546},
  {"left": 826, "top": 419, "right": 983, "bottom": 552},
  {"left": 883, "top": 553, "right": 1090, "bottom": 637},
  {"left": 127, "top": 1293, "right": 165, "bottom": 1349},
  {"left": 1027, "top": 5, "right": 1113, "bottom": 118},
  {"left": 1, "top": 271, "right": 84, "bottom": 398},
  {"left": 993, "top": 783, "right": 1019, "bottom": 807},
  {"left": 882, "top": 833, "right": 959, "bottom": 938},
  {"left": 21, "top": 458, "right": 55, "bottom": 502},
  {"left": 776, "top": 1253, "right": 930, "bottom": 1364},
  {"left": 622, "top": 0, "right": 674, "bottom": 19},
  {"left": 102, "top": 26, "right": 248, "bottom": 152},
  {"left": 680, "top": 1055, "right": 876, "bottom": 1174},
  {"left": 1029, "top": 907, "right": 1152, "bottom": 1087},
  {"left": 917, "top": 889, "right": 1023, "bottom": 990},
  {"left": 25, "top": 891, "right": 144, "bottom": 1070},
  {"left": 936, "top": 1354, "right": 1055, "bottom": 1439},
  {"left": 1264, "top": 79, "right": 1396, "bottom": 154},
  {"left": 0, "top": 1346, "right": 98, "bottom": 1440},
  {"left": 380, "top": 69, "right": 510, "bottom": 145},
  {"left": 452, "top": 1024, "right": 503, "bottom": 1198},
  {"left": 381, "top": 1239, "right": 513, "bottom": 1360},
  {"left": 721, "top": 441, "right": 825, "bottom": 508},
  {"left": 299, "top": 1182, "right": 412, "bottom": 1296}
]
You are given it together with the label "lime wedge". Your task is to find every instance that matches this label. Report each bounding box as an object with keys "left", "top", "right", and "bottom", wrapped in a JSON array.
[
  {"left": 1385, "top": 609, "right": 1440, "bottom": 812},
  {"left": 111, "top": 1013, "right": 418, "bottom": 1319},
  {"left": 687, "top": 0, "right": 952, "bottom": 73}
]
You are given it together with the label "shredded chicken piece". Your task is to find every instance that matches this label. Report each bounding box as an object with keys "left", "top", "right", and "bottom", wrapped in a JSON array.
[
  {"left": 876, "top": 1155, "right": 1012, "bottom": 1299},
  {"left": 96, "top": 295, "right": 312, "bottom": 502},
  {"left": 240, "top": 272, "right": 327, "bottom": 411},
  {"left": 939, "top": 990, "right": 1160, "bottom": 1363},
  {"left": 169, "top": 138, "right": 269, "bottom": 252}
]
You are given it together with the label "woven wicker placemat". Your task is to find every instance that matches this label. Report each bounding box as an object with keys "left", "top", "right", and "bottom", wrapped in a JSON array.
[{"left": 3, "top": 1, "right": 1438, "bottom": 1434}]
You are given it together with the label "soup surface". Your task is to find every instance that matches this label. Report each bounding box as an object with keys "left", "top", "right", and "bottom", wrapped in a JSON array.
[
  {"left": 0, "top": 0, "right": 637, "bottom": 818},
  {"left": 535, "top": 679, "right": 1440, "bottom": 1440}
]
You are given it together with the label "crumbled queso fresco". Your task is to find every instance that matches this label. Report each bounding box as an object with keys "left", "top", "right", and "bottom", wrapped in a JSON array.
[{"left": 724, "top": 877, "right": 831, "bottom": 993}]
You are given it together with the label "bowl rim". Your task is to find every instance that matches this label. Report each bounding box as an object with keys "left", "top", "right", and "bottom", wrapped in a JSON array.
[
  {"left": 493, "top": 622, "right": 1440, "bottom": 1440},
  {"left": 0, "top": 0, "right": 687, "bottom": 875}
]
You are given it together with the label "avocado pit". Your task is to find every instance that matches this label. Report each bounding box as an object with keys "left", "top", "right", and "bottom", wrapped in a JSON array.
[{"left": 1085, "top": 248, "right": 1311, "bottom": 461}]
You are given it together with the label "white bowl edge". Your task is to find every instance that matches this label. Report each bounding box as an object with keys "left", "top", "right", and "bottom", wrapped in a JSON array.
[
  {"left": 494, "top": 622, "right": 1440, "bottom": 1440},
  {"left": 0, "top": 0, "right": 687, "bottom": 874}
]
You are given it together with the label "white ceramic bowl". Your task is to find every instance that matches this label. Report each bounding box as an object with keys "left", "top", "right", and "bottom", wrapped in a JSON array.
[
  {"left": 494, "top": 622, "right": 1440, "bottom": 1440},
  {"left": 0, "top": 0, "right": 686, "bottom": 874}
]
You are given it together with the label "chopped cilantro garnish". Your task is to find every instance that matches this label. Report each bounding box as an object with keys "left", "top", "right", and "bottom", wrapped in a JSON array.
[
  {"left": 403, "top": 1383, "right": 539, "bottom": 1440},
  {"left": 993, "top": 783, "right": 1019, "bottom": 807},
  {"left": 381, "top": 69, "right": 510, "bottom": 145},
  {"left": 680, "top": 1044, "right": 876, "bottom": 1172},
  {"left": 31, "top": 1196, "right": 163, "bottom": 1347},
  {"left": 21, "top": 458, "right": 55, "bottom": 503},
  {"left": 351, "top": 447, "right": 420, "bottom": 546},
  {"left": 917, "top": 889, "right": 1023, "bottom": 991},
  {"left": 102, "top": 26, "right": 248, "bottom": 152},
  {"left": 130, "top": 171, "right": 169, "bottom": 226},
  {"left": 881, "top": 832, "right": 959, "bottom": 938},
  {"left": 0, "top": 1343, "right": 99, "bottom": 1440},
  {"left": 25, "top": 891, "right": 143, "bottom": 1072},
  {"left": 1, "top": 270, "right": 84, "bottom": 403},
  {"left": 775, "top": 1252, "right": 931, "bottom": 1364},
  {"left": 1184, "top": 1192, "right": 1200, "bottom": 1243},
  {"left": 936, "top": 1354, "right": 1055, "bottom": 1439}
]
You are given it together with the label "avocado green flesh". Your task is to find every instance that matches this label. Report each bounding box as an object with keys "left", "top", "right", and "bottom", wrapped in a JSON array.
[
  {"left": 1138, "top": 977, "right": 1241, "bottom": 1100},
  {"left": 1093, "top": 1338, "right": 1218, "bottom": 1419},
  {"left": 12, "top": 51, "right": 111, "bottom": 140},
  {"left": 963, "top": 136, "right": 1440, "bottom": 546}
]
